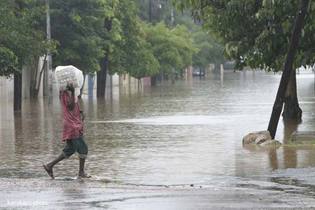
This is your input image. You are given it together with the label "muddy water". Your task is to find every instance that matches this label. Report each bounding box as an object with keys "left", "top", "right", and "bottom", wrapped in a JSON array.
[{"left": 1, "top": 70, "right": 315, "bottom": 209}]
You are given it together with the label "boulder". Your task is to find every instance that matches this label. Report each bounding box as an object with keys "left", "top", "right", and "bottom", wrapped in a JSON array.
[
  {"left": 243, "top": 130, "right": 272, "bottom": 145},
  {"left": 242, "top": 130, "right": 282, "bottom": 147},
  {"left": 259, "top": 139, "right": 282, "bottom": 147}
]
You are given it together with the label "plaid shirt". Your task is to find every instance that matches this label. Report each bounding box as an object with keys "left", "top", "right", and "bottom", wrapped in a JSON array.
[{"left": 60, "top": 91, "right": 83, "bottom": 141}]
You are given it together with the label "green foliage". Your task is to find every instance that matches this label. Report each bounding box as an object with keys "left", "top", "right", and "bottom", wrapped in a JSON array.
[
  {"left": 145, "top": 22, "right": 196, "bottom": 75},
  {"left": 175, "top": 0, "right": 315, "bottom": 71},
  {"left": 134, "top": 0, "right": 174, "bottom": 25},
  {"left": 109, "top": 0, "right": 197, "bottom": 79},
  {"left": 0, "top": 47, "right": 18, "bottom": 77},
  {"left": 128, "top": 40, "right": 160, "bottom": 79},
  {"left": 51, "top": 0, "right": 110, "bottom": 74},
  {"left": 192, "top": 30, "right": 224, "bottom": 69},
  {"left": 0, "top": 0, "right": 48, "bottom": 76},
  {"left": 135, "top": 0, "right": 226, "bottom": 72},
  {"left": 107, "top": 0, "right": 159, "bottom": 78},
  {"left": 172, "top": 10, "right": 226, "bottom": 69},
  {"left": 120, "top": 0, "right": 224, "bottom": 78},
  {"left": 0, "top": 0, "right": 226, "bottom": 80}
]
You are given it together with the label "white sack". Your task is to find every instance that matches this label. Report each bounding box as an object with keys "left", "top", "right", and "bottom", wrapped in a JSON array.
[{"left": 55, "top": 65, "right": 84, "bottom": 91}]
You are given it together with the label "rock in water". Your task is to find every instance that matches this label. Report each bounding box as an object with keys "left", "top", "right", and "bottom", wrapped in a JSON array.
[
  {"left": 242, "top": 130, "right": 281, "bottom": 147},
  {"left": 260, "top": 139, "right": 282, "bottom": 147},
  {"left": 243, "top": 130, "right": 272, "bottom": 145}
]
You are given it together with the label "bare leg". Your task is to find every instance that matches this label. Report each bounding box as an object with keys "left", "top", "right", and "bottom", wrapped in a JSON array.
[
  {"left": 78, "top": 158, "right": 90, "bottom": 178},
  {"left": 43, "top": 154, "right": 65, "bottom": 179}
]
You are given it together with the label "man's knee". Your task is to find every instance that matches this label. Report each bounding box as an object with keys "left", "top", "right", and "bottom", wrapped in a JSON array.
[
  {"left": 75, "top": 137, "right": 88, "bottom": 158},
  {"left": 62, "top": 147, "right": 75, "bottom": 158}
]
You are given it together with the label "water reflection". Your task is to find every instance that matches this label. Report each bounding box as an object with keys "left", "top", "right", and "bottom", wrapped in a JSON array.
[
  {"left": 1, "top": 71, "right": 315, "bottom": 186},
  {"left": 258, "top": 119, "right": 301, "bottom": 172},
  {"left": 282, "top": 119, "right": 299, "bottom": 169},
  {"left": 267, "top": 148, "right": 279, "bottom": 171},
  {"left": 0, "top": 100, "right": 15, "bottom": 160}
]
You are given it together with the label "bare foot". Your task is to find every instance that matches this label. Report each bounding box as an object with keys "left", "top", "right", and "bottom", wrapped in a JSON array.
[
  {"left": 78, "top": 173, "right": 91, "bottom": 178},
  {"left": 43, "top": 164, "right": 54, "bottom": 179}
]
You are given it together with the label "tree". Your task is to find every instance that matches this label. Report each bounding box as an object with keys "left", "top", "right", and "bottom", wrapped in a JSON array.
[
  {"left": 96, "top": 0, "right": 159, "bottom": 95},
  {"left": 49, "top": 0, "right": 123, "bottom": 97},
  {"left": 110, "top": 0, "right": 160, "bottom": 80},
  {"left": 0, "top": 48, "right": 18, "bottom": 77},
  {"left": 96, "top": 0, "right": 122, "bottom": 97},
  {"left": 103, "top": 0, "right": 165, "bottom": 86},
  {"left": 175, "top": 0, "right": 315, "bottom": 122},
  {"left": 50, "top": 0, "right": 161, "bottom": 97},
  {"left": 192, "top": 30, "right": 225, "bottom": 72},
  {"left": 145, "top": 23, "right": 196, "bottom": 78},
  {"left": 51, "top": 0, "right": 106, "bottom": 74},
  {"left": 135, "top": 0, "right": 173, "bottom": 24},
  {"left": 0, "top": 0, "right": 48, "bottom": 110},
  {"left": 267, "top": 0, "right": 310, "bottom": 138}
]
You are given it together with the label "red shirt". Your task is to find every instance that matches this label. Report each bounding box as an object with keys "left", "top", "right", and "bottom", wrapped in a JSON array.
[{"left": 60, "top": 91, "right": 83, "bottom": 141}]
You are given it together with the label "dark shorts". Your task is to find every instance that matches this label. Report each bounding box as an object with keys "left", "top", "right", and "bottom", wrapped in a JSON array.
[{"left": 62, "top": 136, "right": 88, "bottom": 159}]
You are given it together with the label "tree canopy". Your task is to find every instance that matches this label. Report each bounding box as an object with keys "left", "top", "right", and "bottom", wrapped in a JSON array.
[
  {"left": 109, "top": 0, "right": 160, "bottom": 79},
  {"left": 175, "top": 0, "right": 315, "bottom": 71},
  {"left": 0, "top": 0, "right": 226, "bottom": 80},
  {"left": 0, "top": 0, "right": 48, "bottom": 76},
  {"left": 144, "top": 23, "right": 197, "bottom": 76},
  {"left": 50, "top": 0, "right": 110, "bottom": 74},
  {"left": 192, "top": 29, "right": 224, "bottom": 70}
]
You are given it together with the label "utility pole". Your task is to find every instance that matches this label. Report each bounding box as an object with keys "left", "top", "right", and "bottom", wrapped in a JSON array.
[{"left": 44, "top": 0, "right": 53, "bottom": 98}]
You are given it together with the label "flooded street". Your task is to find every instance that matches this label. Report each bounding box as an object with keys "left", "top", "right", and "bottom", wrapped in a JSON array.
[{"left": 2, "top": 70, "right": 315, "bottom": 209}]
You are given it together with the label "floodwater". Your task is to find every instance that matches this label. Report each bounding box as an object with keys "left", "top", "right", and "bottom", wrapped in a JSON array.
[{"left": 2, "top": 70, "right": 315, "bottom": 209}]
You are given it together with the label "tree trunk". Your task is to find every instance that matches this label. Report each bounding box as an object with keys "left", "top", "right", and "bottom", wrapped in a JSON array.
[
  {"left": 14, "top": 72, "right": 22, "bottom": 111},
  {"left": 282, "top": 119, "right": 298, "bottom": 168},
  {"left": 267, "top": 0, "right": 309, "bottom": 139},
  {"left": 151, "top": 76, "right": 157, "bottom": 86},
  {"left": 97, "top": 18, "right": 112, "bottom": 98},
  {"left": 30, "top": 63, "right": 38, "bottom": 98},
  {"left": 79, "top": 74, "right": 86, "bottom": 99},
  {"left": 282, "top": 69, "right": 302, "bottom": 121},
  {"left": 149, "top": 0, "right": 152, "bottom": 22},
  {"left": 30, "top": 57, "right": 46, "bottom": 98},
  {"left": 138, "top": 78, "right": 142, "bottom": 89},
  {"left": 97, "top": 52, "right": 108, "bottom": 97}
]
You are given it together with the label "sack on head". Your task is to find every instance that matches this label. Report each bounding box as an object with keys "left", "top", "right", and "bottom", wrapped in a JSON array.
[{"left": 55, "top": 65, "right": 84, "bottom": 91}]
